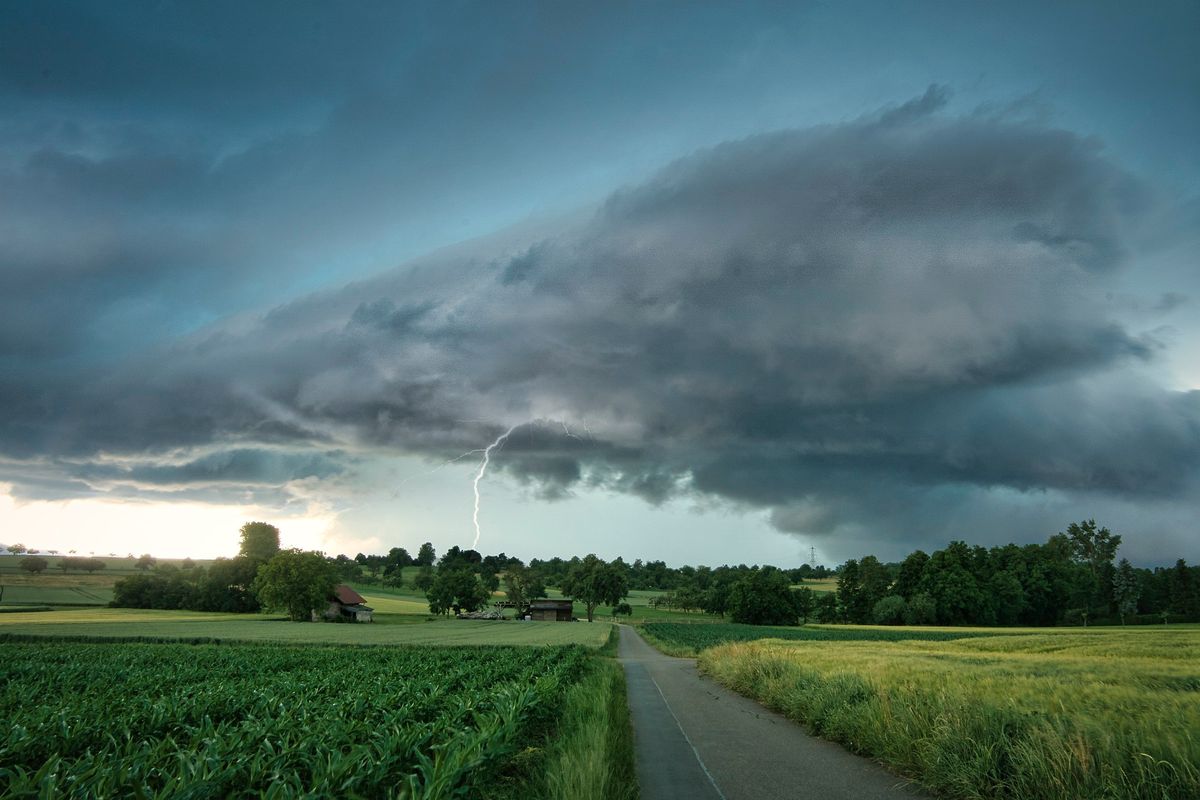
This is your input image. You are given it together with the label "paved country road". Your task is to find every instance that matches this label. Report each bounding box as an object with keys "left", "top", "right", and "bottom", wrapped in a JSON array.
[{"left": 617, "top": 625, "right": 927, "bottom": 800}]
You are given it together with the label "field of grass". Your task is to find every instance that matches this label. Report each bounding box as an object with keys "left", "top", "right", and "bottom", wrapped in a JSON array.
[
  {"left": 1, "top": 640, "right": 609, "bottom": 798},
  {"left": 0, "top": 607, "right": 615, "bottom": 647},
  {"left": 699, "top": 628, "right": 1200, "bottom": 800},
  {"left": 640, "top": 621, "right": 1028, "bottom": 656},
  {"left": 0, "top": 556, "right": 209, "bottom": 607}
]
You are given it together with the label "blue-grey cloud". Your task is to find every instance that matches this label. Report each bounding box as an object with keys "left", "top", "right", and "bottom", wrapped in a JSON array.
[{"left": 3, "top": 94, "right": 1195, "bottom": 564}]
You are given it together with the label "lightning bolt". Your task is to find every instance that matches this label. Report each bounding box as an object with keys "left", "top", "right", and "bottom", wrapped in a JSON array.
[{"left": 472, "top": 425, "right": 518, "bottom": 549}]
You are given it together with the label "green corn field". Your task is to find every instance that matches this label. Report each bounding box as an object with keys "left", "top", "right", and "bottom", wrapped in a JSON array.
[{"left": 0, "top": 642, "right": 592, "bottom": 798}]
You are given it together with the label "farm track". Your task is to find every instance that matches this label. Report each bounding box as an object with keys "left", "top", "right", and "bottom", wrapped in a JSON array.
[{"left": 618, "top": 625, "right": 925, "bottom": 800}]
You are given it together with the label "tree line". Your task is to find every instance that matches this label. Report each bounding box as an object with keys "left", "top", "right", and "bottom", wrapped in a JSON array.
[
  {"left": 108, "top": 518, "right": 1198, "bottom": 627},
  {"left": 829, "top": 520, "right": 1200, "bottom": 627}
]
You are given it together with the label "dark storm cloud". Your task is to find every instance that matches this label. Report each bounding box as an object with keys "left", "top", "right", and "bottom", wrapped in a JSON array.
[
  {"left": 5, "top": 94, "right": 1196, "bottom": 547},
  {"left": 0, "top": 0, "right": 826, "bottom": 368}
]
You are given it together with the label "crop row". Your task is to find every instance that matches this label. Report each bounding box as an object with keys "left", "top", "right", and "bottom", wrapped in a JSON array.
[
  {"left": 642, "top": 622, "right": 1005, "bottom": 652},
  {"left": 1, "top": 642, "right": 590, "bottom": 798}
]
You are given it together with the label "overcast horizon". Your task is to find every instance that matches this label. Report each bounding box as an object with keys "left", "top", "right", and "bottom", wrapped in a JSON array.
[{"left": 1, "top": 1, "right": 1198, "bottom": 567}]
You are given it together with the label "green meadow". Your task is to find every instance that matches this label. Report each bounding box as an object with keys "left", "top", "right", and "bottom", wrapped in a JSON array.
[
  {"left": 0, "top": 606, "right": 614, "bottom": 647},
  {"left": 698, "top": 627, "right": 1200, "bottom": 800}
]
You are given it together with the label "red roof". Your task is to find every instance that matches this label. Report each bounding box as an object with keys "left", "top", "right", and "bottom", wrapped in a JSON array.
[{"left": 334, "top": 584, "right": 366, "bottom": 605}]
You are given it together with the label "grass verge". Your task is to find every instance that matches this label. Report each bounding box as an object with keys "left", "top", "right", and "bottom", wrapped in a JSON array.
[
  {"left": 539, "top": 657, "right": 638, "bottom": 800},
  {"left": 699, "top": 630, "right": 1200, "bottom": 800}
]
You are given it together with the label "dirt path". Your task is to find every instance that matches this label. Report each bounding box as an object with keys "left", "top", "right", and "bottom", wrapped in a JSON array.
[{"left": 618, "top": 625, "right": 926, "bottom": 800}]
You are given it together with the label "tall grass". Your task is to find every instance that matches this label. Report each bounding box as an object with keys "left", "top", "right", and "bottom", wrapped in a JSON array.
[
  {"left": 699, "top": 630, "right": 1200, "bottom": 800},
  {"left": 540, "top": 658, "right": 638, "bottom": 800}
]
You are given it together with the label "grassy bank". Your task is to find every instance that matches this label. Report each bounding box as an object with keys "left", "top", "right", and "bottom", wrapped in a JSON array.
[
  {"left": 540, "top": 631, "right": 638, "bottom": 800},
  {"left": 699, "top": 629, "right": 1200, "bottom": 800}
]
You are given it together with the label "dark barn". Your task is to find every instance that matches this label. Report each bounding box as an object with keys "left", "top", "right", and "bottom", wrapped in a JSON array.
[{"left": 525, "top": 599, "right": 574, "bottom": 621}]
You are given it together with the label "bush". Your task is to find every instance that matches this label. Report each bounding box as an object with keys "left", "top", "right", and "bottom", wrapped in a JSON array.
[
  {"left": 903, "top": 592, "right": 937, "bottom": 625},
  {"left": 872, "top": 594, "right": 908, "bottom": 625}
]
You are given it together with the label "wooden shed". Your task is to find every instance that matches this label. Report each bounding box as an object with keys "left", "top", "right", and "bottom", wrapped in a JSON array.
[
  {"left": 525, "top": 599, "right": 574, "bottom": 621},
  {"left": 315, "top": 584, "right": 374, "bottom": 623}
]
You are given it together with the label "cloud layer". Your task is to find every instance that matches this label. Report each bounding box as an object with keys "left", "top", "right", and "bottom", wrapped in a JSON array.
[{"left": 4, "top": 91, "right": 1196, "bottom": 558}]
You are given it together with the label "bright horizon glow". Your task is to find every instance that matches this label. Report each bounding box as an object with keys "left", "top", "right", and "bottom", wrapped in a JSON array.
[{"left": 0, "top": 485, "right": 342, "bottom": 559}]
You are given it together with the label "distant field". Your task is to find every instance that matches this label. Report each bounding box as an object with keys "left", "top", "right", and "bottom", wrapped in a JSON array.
[
  {"left": 642, "top": 621, "right": 1022, "bottom": 655},
  {"left": 796, "top": 577, "right": 837, "bottom": 594},
  {"left": 0, "top": 556, "right": 209, "bottom": 607},
  {"left": 1, "top": 641, "right": 597, "bottom": 797},
  {"left": 0, "top": 606, "right": 615, "bottom": 647},
  {"left": 0, "top": 583, "right": 114, "bottom": 606},
  {"left": 700, "top": 628, "right": 1200, "bottom": 800}
]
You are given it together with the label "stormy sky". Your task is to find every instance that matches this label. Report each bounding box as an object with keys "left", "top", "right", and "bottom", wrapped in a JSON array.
[{"left": 1, "top": 1, "right": 1197, "bottom": 565}]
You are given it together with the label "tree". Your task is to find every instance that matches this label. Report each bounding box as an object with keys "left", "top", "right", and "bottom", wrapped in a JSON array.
[
  {"left": 81, "top": 558, "right": 106, "bottom": 574},
  {"left": 426, "top": 567, "right": 490, "bottom": 615},
  {"left": 1064, "top": 519, "right": 1121, "bottom": 615},
  {"left": 1168, "top": 559, "right": 1199, "bottom": 617},
  {"left": 412, "top": 565, "right": 435, "bottom": 592},
  {"left": 793, "top": 586, "right": 815, "bottom": 624},
  {"left": 919, "top": 541, "right": 986, "bottom": 625},
  {"left": 561, "top": 554, "right": 629, "bottom": 622},
  {"left": 894, "top": 550, "right": 929, "bottom": 599},
  {"left": 193, "top": 558, "right": 260, "bottom": 613},
  {"left": 253, "top": 549, "right": 337, "bottom": 622},
  {"left": 728, "top": 568, "right": 799, "bottom": 626},
  {"left": 9, "top": 543, "right": 27, "bottom": 555},
  {"left": 814, "top": 592, "right": 840, "bottom": 623},
  {"left": 872, "top": 594, "right": 908, "bottom": 625},
  {"left": 480, "top": 570, "right": 500, "bottom": 593},
  {"left": 181, "top": 558, "right": 196, "bottom": 570},
  {"left": 238, "top": 521, "right": 281, "bottom": 564},
  {"left": 612, "top": 602, "right": 633, "bottom": 618},
  {"left": 503, "top": 563, "right": 546, "bottom": 609},
  {"left": 1113, "top": 558, "right": 1140, "bottom": 625},
  {"left": 837, "top": 555, "right": 892, "bottom": 624},
  {"left": 415, "top": 542, "right": 436, "bottom": 567},
  {"left": 136, "top": 554, "right": 157, "bottom": 571},
  {"left": 20, "top": 556, "right": 48, "bottom": 574},
  {"left": 903, "top": 592, "right": 938, "bottom": 625},
  {"left": 384, "top": 547, "right": 412, "bottom": 575},
  {"left": 439, "top": 546, "right": 482, "bottom": 569}
]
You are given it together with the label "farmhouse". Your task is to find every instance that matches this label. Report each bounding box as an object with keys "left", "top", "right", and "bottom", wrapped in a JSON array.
[
  {"left": 315, "top": 584, "right": 374, "bottom": 623},
  {"left": 525, "top": 599, "right": 574, "bottom": 621}
]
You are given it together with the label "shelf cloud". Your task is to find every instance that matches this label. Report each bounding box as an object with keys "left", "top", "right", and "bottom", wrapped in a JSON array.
[{"left": 4, "top": 90, "right": 1196, "bottom": 556}]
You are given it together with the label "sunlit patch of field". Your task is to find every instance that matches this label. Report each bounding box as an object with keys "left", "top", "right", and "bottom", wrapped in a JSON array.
[
  {"left": 795, "top": 577, "right": 837, "bottom": 593},
  {"left": 0, "top": 607, "right": 615, "bottom": 647},
  {"left": 699, "top": 628, "right": 1200, "bottom": 800},
  {"left": 355, "top": 592, "right": 432, "bottom": 615}
]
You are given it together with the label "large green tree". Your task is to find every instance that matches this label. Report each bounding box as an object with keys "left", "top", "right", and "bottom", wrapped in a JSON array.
[
  {"left": 503, "top": 563, "right": 545, "bottom": 609},
  {"left": 1112, "top": 558, "right": 1140, "bottom": 625},
  {"left": 728, "top": 568, "right": 799, "bottom": 626},
  {"left": 1064, "top": 519, "right": 1121, "bottom": 616},
  {"left": 415, "top": 542, "right": 436, "bottom": 567},
  {"left": 426, "top": 567, "right": 490, "bottom": 615},
  {"left": 238, "top": 522, "right": 281, "bottom": 564},
  {"left": 252, "top": 549, "right": 337, "bottom": 622},
  {"left": 561, "top": 554, "right": 629, "bottom": 622}
]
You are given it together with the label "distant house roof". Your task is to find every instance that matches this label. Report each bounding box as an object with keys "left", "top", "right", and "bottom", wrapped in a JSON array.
[{"left": 333, "top": 584, "right": 367, "bottom": 605}]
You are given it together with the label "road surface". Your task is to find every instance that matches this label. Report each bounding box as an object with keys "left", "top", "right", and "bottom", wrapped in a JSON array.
[{"left": 617, "top": 624, "right": 926, "bottom": 800}]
